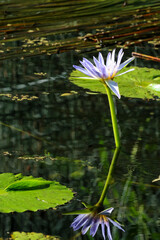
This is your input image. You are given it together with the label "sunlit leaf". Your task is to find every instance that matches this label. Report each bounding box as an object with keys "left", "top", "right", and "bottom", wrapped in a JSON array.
[
  {"left": 69, "top": 67, "right": 160, "bottom": 100},
  {"left": 0, "top": 173, "right": 74, "bottom": 213}
]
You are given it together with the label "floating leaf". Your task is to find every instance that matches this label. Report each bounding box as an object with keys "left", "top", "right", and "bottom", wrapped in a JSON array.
[
  {"left": 0, "top": 173, "right": 74, "bottom": 213},
  {"left": 69, "top": 67, "right": 160, "bottom": 99},
  {"left": 11, "top": 231, "right": 60, "bottom": 240}
]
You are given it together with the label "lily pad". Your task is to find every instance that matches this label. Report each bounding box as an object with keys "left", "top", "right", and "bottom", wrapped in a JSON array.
[
  {"left": 11, "top": 231, "right": 60, "bottom": 240},
  {"left": 69, "top": 66, "right": 160, "bottom": 99},
  {"left": 0, "top": 173, "right": 74, "bottom": 213}
]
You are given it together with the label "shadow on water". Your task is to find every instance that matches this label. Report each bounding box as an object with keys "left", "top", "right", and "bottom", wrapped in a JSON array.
[{"left": 0, "top": 0, "right": 159, "bottom": 239}]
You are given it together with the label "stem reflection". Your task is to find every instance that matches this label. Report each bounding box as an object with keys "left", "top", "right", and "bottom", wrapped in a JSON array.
[{"left": 96, "top": 147, "right": 120, "bottom": 207}]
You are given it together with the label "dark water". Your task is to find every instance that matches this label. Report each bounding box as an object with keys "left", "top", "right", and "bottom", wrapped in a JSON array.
[{"left": 0, "top": 0, "right": 160, "bottom": 239}]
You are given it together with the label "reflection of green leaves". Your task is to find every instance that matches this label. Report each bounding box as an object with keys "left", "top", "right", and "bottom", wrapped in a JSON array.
[
  {"left": 0, "top": 173, "right": 73, "bottom": 213},
  {"left": 70, "top": 67, "right": 160, "bottom": 99},
  {"left": 63, "top": 208, "right": 91, "bottom": 215},
  {"left": 11, "top": 231, "right": 60, "bottom": 240}
]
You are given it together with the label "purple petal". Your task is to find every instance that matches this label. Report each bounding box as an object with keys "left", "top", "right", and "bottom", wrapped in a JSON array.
[
  {"left": 105, "top": 80, "right": 121, "bottom": 99},
  {"left": 73, "top": 65, "right": 93, "bottom": 77},
  {"left": 109, "top": 62, "right": 117, "bottom": 78},
  {"left": 80, "top": 60, "right": 102, "bottom": 79},
  {"left": 118, "top": 57, "right": 135, "bottom": 71},
  {"left": 71, "top": 214, "right": 85, "bottom": 228},
  {"left": 82, "top": 58, "right": 95, "bottom": 70},
  {"left": 118, "top": 49, "right": 123, "bottom": 58},
  {"left": 111, "top": 49, "right": 116, "bottom": 63},
  {"left": 98, "top": 52, "right": 105, "bottom": 65},
  {"left": 80, "top": 60, "right": 95, "bottom": 77},
  {"left": 72, "top": 214, "right": 89, "bottom": 231},
  {"left": 99, "top": 207, "right": 114, "bottom": 216},
  {"left": 106, "top": 52, "right": 111, "bottom": 66},
  {"left": 116, "top": 68, "right": 134, "bottom": 77},
  {"left": 93, "top": 56, "right": 101, "bottom": 69},
  {"left": 71, "top": 214, "right": 83, "bottom": 227},
  {"left": 82, "top": 225, "right": 90, "bottom": 235},
  {"left": 116, "top": 49, "right": 124, "bottom": 67},
  {"left": 101, "top": 220, "right": 106, "bottom": 240},
  {"left": 81, "top": 215, "right": 93, "bottom": 234},
  {"left": 105, "top": 221, "right": 112, "bottom": 240},
  {"left": 90, "top": 217, "right": 100, "bottom": 237},
  {"left": 101, "top": 65, "right": 109, "bottom": 79},
  {"left": 108, "top": 218, "right": 125, "bottom": 232},
  {"left": 93, "top": 56, "right": 108, "bottom": 78}
]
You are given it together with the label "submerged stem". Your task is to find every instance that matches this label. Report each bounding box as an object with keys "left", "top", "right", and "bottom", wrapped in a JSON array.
[
  {"left": 104, "top": 84, "right": 120, "bottom": 148},
  {"left": 96, "top": 147, "right": 120, "bottom": 207}
]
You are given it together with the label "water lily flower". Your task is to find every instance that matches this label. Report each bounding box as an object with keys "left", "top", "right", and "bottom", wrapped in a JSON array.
[
  {"left": 73, "top": 49, "right": 135, "bottom": 99},
  {"left": 71, "top": 207, "right": 124, "bottom": 240}
]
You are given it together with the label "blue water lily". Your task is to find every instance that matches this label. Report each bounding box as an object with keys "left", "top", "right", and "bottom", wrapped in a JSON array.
[
  {"left": 73, "top": 49, "right": 135, "bottom": 99},
  {"left": 71, "top": 207, "right": 124, "bottom": 240}
]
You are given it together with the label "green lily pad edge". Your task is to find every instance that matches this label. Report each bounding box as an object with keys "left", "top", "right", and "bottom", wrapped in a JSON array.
[
  {"left": 69, "top": 66, "right": 160, "bottom": 100},
  {"left": 0, "top": 173, "right": 74, "bottom": 213}
]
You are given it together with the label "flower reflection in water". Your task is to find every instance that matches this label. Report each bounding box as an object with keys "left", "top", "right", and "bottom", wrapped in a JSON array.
[{"left": 71, "top": 207, "right": 124, "bottom": 240}]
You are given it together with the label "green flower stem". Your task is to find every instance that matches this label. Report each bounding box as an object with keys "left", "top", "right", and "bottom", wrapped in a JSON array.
[
  {"left": 104, "top": 84, "right": 120, "bottom": 148},
  {"left": 95, "top": 83, "right": 121, "bottom": 207},
  {"left": 95, "top": 147, "right": 120, "bottom": 207}
]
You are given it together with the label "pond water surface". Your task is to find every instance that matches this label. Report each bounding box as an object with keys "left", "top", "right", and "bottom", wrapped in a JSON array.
[{"left": 0, "top": 1, "right": 160, "bottom": 240}]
